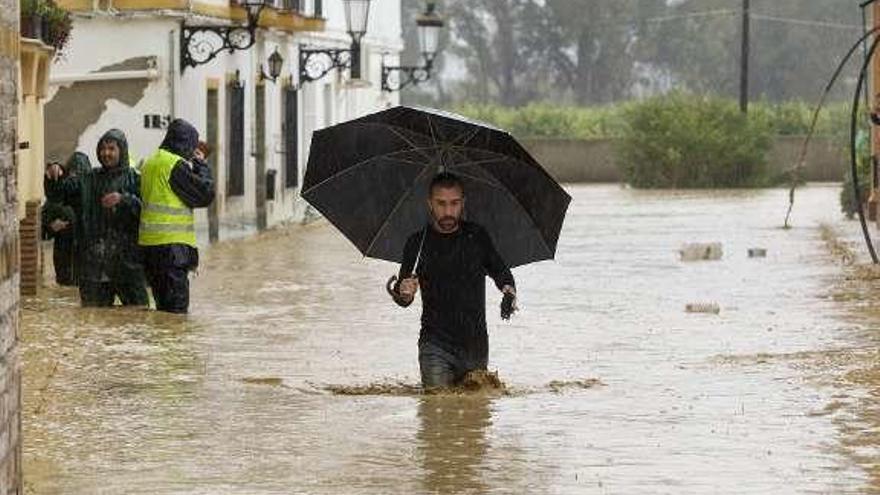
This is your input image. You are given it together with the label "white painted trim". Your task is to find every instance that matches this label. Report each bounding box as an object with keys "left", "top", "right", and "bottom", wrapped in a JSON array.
[{"left": 49, "top": 68, "right": 161, "bottom": 85}]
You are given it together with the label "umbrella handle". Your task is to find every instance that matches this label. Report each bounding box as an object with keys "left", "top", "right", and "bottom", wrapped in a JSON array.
[{"left": 385, "top": 275, "right": 399, "bottom": 298}]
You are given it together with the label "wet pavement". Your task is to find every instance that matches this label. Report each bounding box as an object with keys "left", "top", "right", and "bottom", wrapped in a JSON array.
[{"left": 20, "top": 183, "right": 880, "bottom": 494}]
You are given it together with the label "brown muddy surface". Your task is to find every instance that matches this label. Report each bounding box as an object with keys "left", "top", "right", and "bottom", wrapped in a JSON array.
[
  {"left": 21, "top": 184, "right": 880, "bottom": 494},
  {"left": 323, "top": 370, "right": 507, "bottom": 397}
]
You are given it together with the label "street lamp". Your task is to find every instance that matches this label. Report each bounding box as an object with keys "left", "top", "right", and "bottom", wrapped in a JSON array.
[
  {"left": 417, "top": 3, "right": 443, "bottom": 66},
  {"left": 381, "top": 2, "right": 444, "bottom": 92},
  {"left": 181, "top": 0, "right": 270, "bottom": 72},
  {"left": 344, "top": 0, "right": 371, "bottom": 79},
  {"left": 261, "top": 48, "right": 284, "bottom": 83},
  {"left": 299, "top": 0, "right": 372, "bottom": 84}
]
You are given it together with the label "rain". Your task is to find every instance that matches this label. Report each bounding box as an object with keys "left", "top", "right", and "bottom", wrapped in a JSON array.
[{"left": 5, "top": 0, "right": 880, "bottom": 493}]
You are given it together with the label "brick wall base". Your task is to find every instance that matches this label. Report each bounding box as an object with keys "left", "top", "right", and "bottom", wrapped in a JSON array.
[{"left": 18, "top": 201, "right": 39, "bottom": 297}]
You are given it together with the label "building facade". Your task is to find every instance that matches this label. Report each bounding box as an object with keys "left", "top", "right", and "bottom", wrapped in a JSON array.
[
  {"left": 48, "top": 0, "right": 403, "bottom": 242},
  {"left": 0, "top": 0, "right": 22, "bottom": 492},
  {"left": 18, "top": 35, "right": 54, "bottom": 296}
]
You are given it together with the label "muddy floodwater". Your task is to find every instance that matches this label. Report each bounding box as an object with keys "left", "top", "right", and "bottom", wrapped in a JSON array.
[{"left": 21, "top": 184, "right": 880, "bottom": 493}]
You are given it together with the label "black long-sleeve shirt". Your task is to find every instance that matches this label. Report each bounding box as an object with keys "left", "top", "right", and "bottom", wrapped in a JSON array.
[
  {"left": 169, "top": 157, "right": 215, "bottom": 208},
  {"left": 394, "top": 221, "right": 515, "bottom": 361}
]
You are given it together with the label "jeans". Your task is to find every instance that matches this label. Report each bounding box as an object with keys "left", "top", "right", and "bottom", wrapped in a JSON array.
[{"left": 418, "top": 341, "right": 487, "bottom": 389}]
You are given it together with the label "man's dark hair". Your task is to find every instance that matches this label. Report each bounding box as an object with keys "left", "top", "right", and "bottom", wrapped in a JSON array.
[{"left": 429, "top": 171, "right": 464, "bottom": 196}]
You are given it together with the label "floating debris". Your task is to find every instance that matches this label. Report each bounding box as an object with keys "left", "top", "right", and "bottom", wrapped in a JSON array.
[
  {"left": 748, "top": 248, "right": 767, "bottom": 258},
  {"left": 685, "top": 302, "right": 721, "bottom": 314},
  {"left": 679, "top": 242, "right": 723, "bottom": 262}
]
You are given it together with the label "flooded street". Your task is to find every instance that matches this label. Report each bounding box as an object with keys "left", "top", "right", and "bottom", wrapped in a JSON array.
[{"left": 21, "top": 184, "right": 880, "bottom": 494}]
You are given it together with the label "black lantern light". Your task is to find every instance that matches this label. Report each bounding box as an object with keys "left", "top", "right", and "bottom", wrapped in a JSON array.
[
  {"left": 181, "top": 0, "right": 270, "bottom": 72},
  {"left": 239, "top": 0, "right": 269, "bottom": 18},
  {"left": 381, "top": 2, "right": 445, "bottom": 92},
  {"left": 261, "top": 48, "right": 284, "bottom": 83},
  {"left": 417, "top": 3, "right": 443, "bottom": 67},
  {"left": 344, "top": 0, "right": 371, "bottom": 79},
  {"left": 299, "top": 0, "right": 373, "bottom": 84}
]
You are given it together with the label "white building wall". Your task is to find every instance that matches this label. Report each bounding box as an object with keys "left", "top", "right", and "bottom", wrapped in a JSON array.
[
  {"left": 48, "top": 17, "right": 175, "bottom": 164},
  {"left": 48, "top": 0, "right": 405, "bottom": 241}
]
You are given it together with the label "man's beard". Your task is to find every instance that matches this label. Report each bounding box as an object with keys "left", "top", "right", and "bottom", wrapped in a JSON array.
[{"left": 436, "top": 215, "right": 459, "bottom": 232}]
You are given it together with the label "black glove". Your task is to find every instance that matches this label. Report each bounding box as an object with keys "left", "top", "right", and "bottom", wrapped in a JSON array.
[{"left": 501, "top": 292, "right": 516, "bottom": 320}]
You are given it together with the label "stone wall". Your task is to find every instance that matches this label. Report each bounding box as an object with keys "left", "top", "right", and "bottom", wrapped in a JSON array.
[
  {"left": 522, "top": 136, "right": 846, "bottom": 184},
  {"left": 0, "top": 2, "right": 21, "bottom": 493}
]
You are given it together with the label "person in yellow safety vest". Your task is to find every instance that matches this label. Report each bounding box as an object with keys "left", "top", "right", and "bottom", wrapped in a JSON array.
[{"left": 139, "top": 119, "right": 215, "bottom": 313}]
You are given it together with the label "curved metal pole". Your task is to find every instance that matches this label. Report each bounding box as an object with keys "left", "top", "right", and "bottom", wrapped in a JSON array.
[
  {"left": 863, "top": 6, "right": 871, "bottom": 110},
  {"left": 849, "top": 32, "right": 880, "bottom": 263},
  {"left": 784, "top": 25, "right": 880, "bottom": 228}
]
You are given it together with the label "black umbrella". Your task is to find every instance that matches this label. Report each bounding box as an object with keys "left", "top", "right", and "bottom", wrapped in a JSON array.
[{"left": 301, "top": 106, "right": 571, "bottom": 268}]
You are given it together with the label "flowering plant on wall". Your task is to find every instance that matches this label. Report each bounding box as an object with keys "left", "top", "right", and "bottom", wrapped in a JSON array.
[
  {"left": 43, "top": 2, "right": 73, "bottom": 60},
  {"left": 19, "top": 0, "right": 73, "bottom": 60},
  {"left": 19, "top": 0, "right": 49, "bottom": 39}
]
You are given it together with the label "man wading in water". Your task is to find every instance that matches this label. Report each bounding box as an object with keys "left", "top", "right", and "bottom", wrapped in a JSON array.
[{"left": 389, "top": 172, "right": 518, "bottom": 391}]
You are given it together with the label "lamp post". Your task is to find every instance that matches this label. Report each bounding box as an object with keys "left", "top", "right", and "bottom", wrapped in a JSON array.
[
  {"left": 381, "top": 2, "right": 444, "bottom": 92},
  {"left": 261, "top": 48, "right": 284, "bottom": 83},
  {"left": 739, "top": 0, "right": 749, "bottom": 114},
  {"left": 344, "top": 0, "right": 370, "bottom": 80},
  {"left": 181, "top": 0, "right": 270, "bottom": 72},
  {"left": 299, "top": 0, "right": 372, "bottom": 84}
]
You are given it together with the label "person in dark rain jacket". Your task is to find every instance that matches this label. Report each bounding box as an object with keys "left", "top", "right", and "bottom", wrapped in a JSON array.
[
  {"left": 389, "top": 172, "right": 518, "bottom": 391},
  {"left": 42, "top": 157, "right": 86, "bottom": 286},
  {"left": 45, "top": 131, "right": 149, "bottom": 306},
  {"left": 139, "top": 119, "right": 215, "bottom": 314}
]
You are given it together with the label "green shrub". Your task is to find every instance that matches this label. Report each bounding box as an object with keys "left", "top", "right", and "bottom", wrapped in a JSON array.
[
  {"left": 44, "top": 2, "right": 73, "bottom": 59},
  {"left": 451, "top": 100, "right": 850, "bottom": 141},
  {"left": 19, "top": 0, "right": 73, "bottom": 59},
  {"left": 450, "top": 98, "right": 860, "bottom": 190},
  {"left": 453, "top": 102, "right": 626, "bottom": 140},
  {"left": 750, "top": 100, "right": 852, "bottom": 138},
  {"left": 615, "top": 92, "right": 774, "bottom": 188},
  {"left": 840, "top": 129, "right": 872, "bottom": 219}
]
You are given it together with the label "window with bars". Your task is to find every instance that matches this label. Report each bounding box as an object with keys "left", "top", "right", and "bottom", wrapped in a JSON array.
[{"left": 227, "top": 81, "right": 245, "bottom": 197}]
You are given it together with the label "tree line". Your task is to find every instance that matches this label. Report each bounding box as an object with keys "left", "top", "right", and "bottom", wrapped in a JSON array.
[{"left": 402, "top": 0, "right": 865, "bottom": 107}]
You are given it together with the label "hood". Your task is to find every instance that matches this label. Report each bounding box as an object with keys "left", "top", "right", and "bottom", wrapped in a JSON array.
[
  {"left": 160, "top": 119, "right": 199, "bottom": 159},
  {"left": 65, "top": 151, "right": 93, "bottom": 176},
  {"left": 96, "top": 128, "right": 131, "bottom": 170}
]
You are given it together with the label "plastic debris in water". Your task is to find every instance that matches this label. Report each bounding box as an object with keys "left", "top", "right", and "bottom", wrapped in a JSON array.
[
  {"left": 679, "top": 242, "right": 723, "bottom": 261},
  {"left": 748, "top": 248, "right": 767, "bottom": 258},
  {"left": 685, "top": 302, "right": 721, "bottom": 314}
]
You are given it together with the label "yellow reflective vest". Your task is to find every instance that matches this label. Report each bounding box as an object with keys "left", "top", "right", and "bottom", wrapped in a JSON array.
[{"left": 138, "top": 148, "right": 197, "bottom": 247}]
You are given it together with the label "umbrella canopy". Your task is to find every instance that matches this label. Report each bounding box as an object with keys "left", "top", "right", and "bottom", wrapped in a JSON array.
[{"left": 301, "top": 106, "right": 571, "bottom": 268}]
